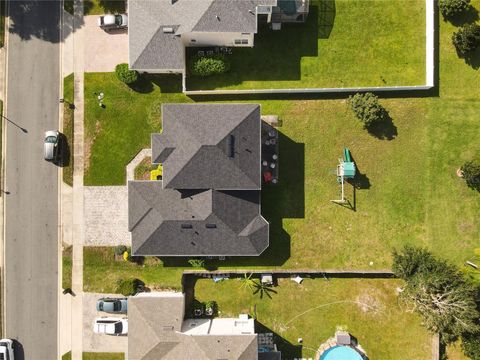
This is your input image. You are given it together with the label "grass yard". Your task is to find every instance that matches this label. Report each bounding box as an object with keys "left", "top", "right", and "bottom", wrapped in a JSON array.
[
  {"left": 83, "top": 247, "right": 185, "bottom": 293},
  {"left": 63, "top": 245, "right": 72, "bottom": 290},
  {"left": 84, "top": 0, "right": 125, "bottom": 15},
  {"left": 83, "top": 0, "right": 479, "bottom": 291},
  {"left": 84, "top": 74, "right": 189, "bottom": 185},
  {"left": 63, "top": 74, "right": 74, "bottom": 186},
  {"left": 186, "top": 0, "right": 426, "bottom": 90},
  {"left": 62, "top": 352, "right": 125, "bottom": 360},
  {"left": 193, "top": 277, "right": 432, "bottom": 359}
]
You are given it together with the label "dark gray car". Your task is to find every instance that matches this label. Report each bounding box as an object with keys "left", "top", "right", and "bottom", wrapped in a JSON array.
[{"left": 96, "top": 298, "right": 128, "bottom": 313}]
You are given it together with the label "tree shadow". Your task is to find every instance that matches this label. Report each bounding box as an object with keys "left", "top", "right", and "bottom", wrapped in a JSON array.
[
  {"left": 186, "top": 4, "right": 327, "bottom": 90},
  {"left": 366, "top": 111, "right": 397, "bottom": 140},
  {"left": 444, "top": 5, "right": 479, "bottom": 26},
  {"left": 458, "top": 46, "right": 480, "bottom": 69},
  {"left": 56, "top": 133, "right": 70, "bottom": 167},
  {"left": 85, "top": 0, "right": 126, "bottom": 14},
  {"left": 255, "top": 322, "right": 302, "bottom": 359},
  {"left": 9, "top": 1, "right": 85, "bottom": 43}
]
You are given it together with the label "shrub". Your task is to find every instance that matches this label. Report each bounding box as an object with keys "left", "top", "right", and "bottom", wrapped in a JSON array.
[
  {"left": 115, "top": 278, "right": 144, "bottom": 296},
  {"left": 115, "top": 63, "right": 139, "bottom": 84},
  {"left": 348, "top": 92, "right": 387, "bottom": 128},
  {"left": 439, "top": 0, "right": 470, "bottom": 17},
  {"left": 188, "top": 259, "right": 205, "bottom": 268},
  {"left": 462, "top": 332, "right": 480, "bottom": 360},
  {"left": 452, "top": 23, "right": 480, "bottom": 55},
  {"left": 461, "top": 160, "right": 480, "bottom": 191},
  {"left": 205, "top": 300, "right": 218, "bottom": 316},
  {"left": 189, "top": 55, "right": 230, "bottom": 77},
  {"left": 114, "top": 245, "right": 127, "bottom": 256}
]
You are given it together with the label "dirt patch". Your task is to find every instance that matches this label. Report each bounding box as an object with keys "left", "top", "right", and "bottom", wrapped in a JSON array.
[
  {"left": 134, "top": 156, "right": 154, "bottom": 180},
  {"left": 355, "top": 292, "right": 384, "bottom": 314},
  {"left": 84, "top": 120, "right": 102, "bottom": 173}
]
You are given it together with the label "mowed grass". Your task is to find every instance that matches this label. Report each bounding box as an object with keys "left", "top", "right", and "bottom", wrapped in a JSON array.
[
  {"left": 83, "top": 247, "right": 186, "bottom": 293},
  {"left": 194, "top": 278, "right": 432, "bottom": 359},
  {"left": 62, "top": 352, "right": 125, "bottom": 360},
  {"left": 187, "top": 0, "right": 425, "bottom": 90},
  {"left": 84, "top": 73, "right": 190, "bottom": 185},
  {"left": 63, "top": 74, "right": 74, "bottom": 186},
  {"left": 84, "top": 0, "right": 125, "bottom": 15}
]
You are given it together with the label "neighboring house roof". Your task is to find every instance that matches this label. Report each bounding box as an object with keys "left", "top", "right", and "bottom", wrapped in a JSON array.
[
  {"left": 152, "top": 104, "right": 261, "bottom": 190},
  {"left": 128, "top": 293, "right": 259, "bottom": 360},
  {"left": 129, "top": 182, "right": 269, "bottom": 256},
  {"left": 128, "top": 0, "right": 276, "bottom": 71}
]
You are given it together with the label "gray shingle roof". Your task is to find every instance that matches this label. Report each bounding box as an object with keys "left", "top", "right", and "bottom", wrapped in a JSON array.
[
  {"left": 129, "top": 181, "right": 269, "bottom": 256},
  {"left": 152, "top": 103, "right": 261, "bottom": 190},
  {"left": 128, "top": 294, "right": 259, "bottom": 360},
  {"left": 129, "top": 0, "right": 276, "bottom": 70}
]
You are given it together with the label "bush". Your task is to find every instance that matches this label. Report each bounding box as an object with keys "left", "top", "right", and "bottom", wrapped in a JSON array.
[
  {"left": 348, "top": 92, "right": 387, "bottom": 128},
  {"left": 461, "top": 160, "right": 480, "bottom": 191},
  {"left": 114, "top": 245, "right": 127, "bottom": 256},
  {"left": 439, "top": 0, "right": 470, "bottom": 17},
  {"left": 462, "top": 332, "right": 480, "bottom": 360},
  {"left": 189, "top": 55, "right": 230, "bottom": 77},
  {"left": 188, "top": 259, "right": 205, "bottom": 268},
  {"left": 115, "top": 278, "right": 144, "bottom": 296},
  {"left": 115, "top": 63, "right": 139, "bottom": 84},
  {"left": 452, "top": 23, "right": 480, "bottom": 55}
]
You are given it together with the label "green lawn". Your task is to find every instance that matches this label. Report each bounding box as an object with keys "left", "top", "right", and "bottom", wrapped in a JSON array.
[
  {"left": 63, "top": 245, "right": 72, "bottom": 290},
  {"left": 186, "top": 0, "right": 426, "bottom": 90},
  {"left": 82, "top": 4, "right": 480, "bottom": 356},
  {"left": 83, "top": 247, "right": 185, "bottom": 293},
  {"left": 84, "top": 74, "right": 189, "bottom": 185},
  {"left": 193, "top": 277, "right": 432, "bottom": 359},
  {"left": 63, "top": 74, "right": 74, "bottom": 186},
  {"left": 62, "top": 352, "right": 124, "bottom": 360},
  {"left": 84, "top": 0, "right": 125, "bottom": 15}
]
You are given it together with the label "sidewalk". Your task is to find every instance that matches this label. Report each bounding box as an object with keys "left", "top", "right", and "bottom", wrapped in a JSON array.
[{"left": 70, "top": 0, "right": 85, "bottom": 358}]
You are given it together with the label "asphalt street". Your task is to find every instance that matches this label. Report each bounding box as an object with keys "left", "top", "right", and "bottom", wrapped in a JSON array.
[{"left": 4, "top": 1, "right": 60, "bottom": 359}]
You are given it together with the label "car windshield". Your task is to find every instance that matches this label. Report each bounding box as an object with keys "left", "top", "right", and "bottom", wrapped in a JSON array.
[
  {"left": 115, "top": 322, "right": 123, "bottom": 333},
  {"left": 115, "top": 15, "right": 123, "bottom": 25},
  {"left": 45, "top": 136, "right": 57, "bottom": 143},
  {"left": 98, "top": 303, "right": 103, "bottom": 311},
  {"left": 113, "top": 301, "right": 121, "bottom": 311}
]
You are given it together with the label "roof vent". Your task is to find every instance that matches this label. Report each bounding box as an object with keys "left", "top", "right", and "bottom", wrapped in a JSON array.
[
  {"left": 181, "top": 223, "right": 193, "bottom": 229},
  {"left": 216, "top": 15, "right": 220, "bottom": 21},
  {"left": 227, "top": 135, "right": 235, "bottom": 158},
  {"left": 205, "top": 224, "right": 217, "bottom": 229},
  {"left": 163, "top": 27, "right": 174, "bottom": 34}
]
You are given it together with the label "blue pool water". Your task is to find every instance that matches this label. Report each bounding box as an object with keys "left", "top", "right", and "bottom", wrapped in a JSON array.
[{"left": 320, "top": 345, "right": 363, "bottom": 360}]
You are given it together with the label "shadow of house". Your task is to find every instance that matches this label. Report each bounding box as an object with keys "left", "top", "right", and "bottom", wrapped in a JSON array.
[
  {"left": 163, "top": 131, "right": 305, "bottom": 268},
  {"left": 255, "top": 322, "right": 302, "bottom": 359},
  {"left": 9, "top": 1, "right": 84, "bottom": 43},
  {"left": 187, "top": 3, "right": 332, "bottom": 89}
]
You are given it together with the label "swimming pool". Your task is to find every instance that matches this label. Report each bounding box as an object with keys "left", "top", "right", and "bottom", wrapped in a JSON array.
[{"left": 320, "top": 345, "right": 363, "bottom": 360}]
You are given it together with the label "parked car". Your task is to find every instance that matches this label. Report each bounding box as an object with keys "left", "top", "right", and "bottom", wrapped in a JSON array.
[
  {"left": 44, "top": 130, "right": 60, "bottom": 162},
  {"left": 96, "top": 297, "right": 128, "bottom": 313},
  {"left": 98, "top": 14, "right": 128, "bottom": 30},
  {"left": 93, "top": 317, "right": 128, "bottom": 335},
  {"left": 0, "top": 338, "right": 14, "bottom": 359}
]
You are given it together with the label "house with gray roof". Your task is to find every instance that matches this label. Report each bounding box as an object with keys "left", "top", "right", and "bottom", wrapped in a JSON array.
[
  {"left": 128, "top": 292, "right": 281, "bottom": 360},
  {"left": 128, "top": 0, "right": 309, "bottom": 74},
  {"left": 128, "top": 104, "right": 269, "bottom": 257}
]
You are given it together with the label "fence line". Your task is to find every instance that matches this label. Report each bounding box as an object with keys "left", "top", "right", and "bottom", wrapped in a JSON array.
[{"left": 183, "top": 0, "right": 436, "bottom": 95}]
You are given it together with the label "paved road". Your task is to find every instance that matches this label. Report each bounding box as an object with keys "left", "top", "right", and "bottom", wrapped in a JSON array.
[{"left": 4, "top": 1, "right": 60, "bottom": 359}]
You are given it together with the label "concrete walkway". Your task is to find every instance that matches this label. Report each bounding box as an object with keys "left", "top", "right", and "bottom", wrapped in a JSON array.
[
  {"left": 126, "top": 148, "right": 151, "bottom": 182},
  {"left": 71, "top": 0, "right": 85, "bottom": 358}
]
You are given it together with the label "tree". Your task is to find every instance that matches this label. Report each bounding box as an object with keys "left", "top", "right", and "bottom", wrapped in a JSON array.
[
  {"left": 452, "top": 23, "right": 480, "bottom": 55},
  {"left": 115, "top": 63, "right": 139, "bottom": 84},
  {"left": 439, "top": 0, "right": 470, "bottom": 17},
  {"left": 460, "top": 160, "right": 480, "bottom": 191},
  {"left": 348, "top": 92, "right": 387, "bottom": 128},
  {"left": 461, "top": 332, "right": 480, "bottom": 360},
  {"left": 392, "top": 246, "right": 479, "bottom": 342}
]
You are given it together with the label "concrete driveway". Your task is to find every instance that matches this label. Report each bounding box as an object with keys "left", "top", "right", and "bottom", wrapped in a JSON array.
[
  {"left": 83, "top": 293, "right": 128, "bottom": 353},
  {"left": 84, "top": 15, "right": 128, "bottom": 72}
]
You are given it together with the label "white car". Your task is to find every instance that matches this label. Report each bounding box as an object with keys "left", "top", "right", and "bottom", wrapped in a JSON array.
[
  {"left": 43, "top": 130, "right": 60, "bottom": 162},
  {"left": 0, "top": 338, "right": 14, "bottom": 360},
  {"left": 98, "top": 14, "right": 128, "bottom": 30},
  {"left": 93, "top": 317, "right": 128, "bottom": 335}
]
